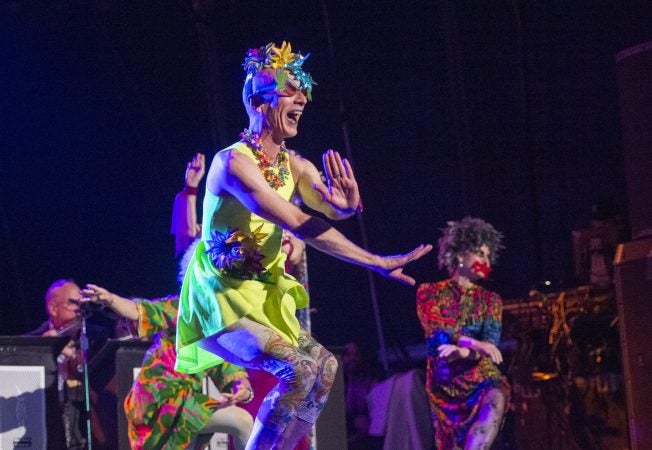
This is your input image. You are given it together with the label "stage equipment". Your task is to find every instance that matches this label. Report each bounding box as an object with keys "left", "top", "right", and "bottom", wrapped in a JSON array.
[
  {"left": 92, "top": 338, "right": 150, "bottom": 450},
  {"left": 95, "top": 338, "right": 241, "bottom": 450},
  {"left": 616, "top": 41, "right": 652, "bottom": 240},
  {"left": 0, "top": 336, "right": 68, "bottom": 449},
  {"left": 314, "top": 352, "right": 348, "bottom": 450},
  {"left": 614, "top": 237, "right": 652, "bottom": 450},
  {"left": 367, "top": 369, "right": 433, "bottom": 450},
  {"left": 503, "top": 286, "right": 628, "bottom": 449}
]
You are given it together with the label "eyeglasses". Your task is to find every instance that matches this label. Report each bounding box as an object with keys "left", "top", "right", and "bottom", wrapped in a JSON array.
[
  {"left": 254, "top": 79, "right": 309, "bottom": 99},
  {"left": 279, "top": 79, "right": 309, "bottom": 98},
  {"left": 61, "top": 298, "right": 81, "bottom": 310}
]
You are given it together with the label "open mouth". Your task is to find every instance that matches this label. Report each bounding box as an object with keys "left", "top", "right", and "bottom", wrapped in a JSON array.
[{"left": 287, "top": 110, "right": 303, "bottom": 125}]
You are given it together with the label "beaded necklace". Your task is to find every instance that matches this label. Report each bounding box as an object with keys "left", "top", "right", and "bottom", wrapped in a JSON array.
[{"left": 240, "top": 129, "right": 290, "bottom": 190}]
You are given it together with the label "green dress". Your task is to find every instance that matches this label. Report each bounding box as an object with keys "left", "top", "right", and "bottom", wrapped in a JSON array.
[
  {"left": 175, "top": 142, "right": 309, "bottom": 374},
  {"left": 124, "top": 297, "right": 247, "bottom": 450}
]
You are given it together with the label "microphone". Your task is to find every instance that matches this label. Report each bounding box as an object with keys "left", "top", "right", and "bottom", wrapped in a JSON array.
[{"left": 69, "top": 298, "right": 119, "bottom": 319}]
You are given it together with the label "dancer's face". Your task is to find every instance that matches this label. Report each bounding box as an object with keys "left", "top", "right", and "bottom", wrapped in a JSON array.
[
  {"left": 457, "top": 244, "right": 492, "bottom": 281},
  {"left": 260, "top": 73, "right": 307, "bottom": 140}
]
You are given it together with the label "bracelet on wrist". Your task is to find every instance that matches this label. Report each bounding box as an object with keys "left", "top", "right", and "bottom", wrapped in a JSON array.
[
  {"left": 241, "top": 386, "right": 254, "bottom": 404},
  {"left": 183, "top": 185, "right": 199, "bottom": 196}
]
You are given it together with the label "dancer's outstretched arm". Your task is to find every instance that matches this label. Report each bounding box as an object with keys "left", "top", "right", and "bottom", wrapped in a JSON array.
[
  {"left": 78, "top": 284, "right": 138, "bottom": 320},
  {"left": 208, "top": 148, "right": 432, "bottom": 285}
]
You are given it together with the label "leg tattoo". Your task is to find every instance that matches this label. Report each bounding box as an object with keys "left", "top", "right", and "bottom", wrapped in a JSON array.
[
  {"left": 464, "top": 388, "right": 506, "bottom": 450},
  {"left": 199, "top": 319, "right": 337, "bottom": 449}
]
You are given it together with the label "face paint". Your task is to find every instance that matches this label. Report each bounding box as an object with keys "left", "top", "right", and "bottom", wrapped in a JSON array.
[{"left": 472, "top": 261, "right": 492, "bottom": 278}]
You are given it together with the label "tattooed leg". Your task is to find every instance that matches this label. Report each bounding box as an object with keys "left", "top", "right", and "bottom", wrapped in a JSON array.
[
  {"left": 295, "top": 330, "right": 338, "bottom": 422},
  {"left": 463, "top": 388, "right": 506, "bottom": 450},
  {"left": 199, "top": 317, "right": 320, "bottom": 450},
  {"left": 272, "top": 331, "right": 339, "bottom": 449}
]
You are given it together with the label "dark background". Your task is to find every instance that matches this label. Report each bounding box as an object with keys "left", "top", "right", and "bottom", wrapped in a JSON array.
[{"left": 1, "top": 1, "right": 650, "bottom": 359}]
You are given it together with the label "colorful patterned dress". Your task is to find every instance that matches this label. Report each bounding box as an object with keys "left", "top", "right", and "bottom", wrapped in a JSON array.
[
  {"left": 124, "top": 297, "right": 248, "bottom": 449},
  {"left": 416, "top": 279, "right": 510, "bottom": 449},
  {"left": 175, "top": 141, "right": 309, "bottom": 374}
]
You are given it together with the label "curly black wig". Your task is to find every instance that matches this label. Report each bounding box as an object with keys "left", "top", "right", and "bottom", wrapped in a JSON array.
[{"left": 437, "top": 217, "right": 504, "bottom": 274}]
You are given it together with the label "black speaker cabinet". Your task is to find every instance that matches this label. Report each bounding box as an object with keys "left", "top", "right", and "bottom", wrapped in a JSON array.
[
  {"left": 315, "top": 352, "right": 348, "bottom": 450},
  {"left": 614, "top": 237, "right": 652, "bottom": 449},
  {"left": 109, "top": 340, "right": 150, "bottom": 450},
  {"left": 0, "top": 336, "right": 68, "bottom": 449},
  {"left": 616, "top": 41, "right": 652, "bottom": 240}
]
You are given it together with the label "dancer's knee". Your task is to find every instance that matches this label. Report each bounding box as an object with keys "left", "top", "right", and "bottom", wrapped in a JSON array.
[
  {"left": 201, "top": 406, "right": 253, "bottom": 441},
  {"left": 229, "top": 408, "right": 254, "bottom": 446},
  {"left": 292, "top": 358, "right": 320, "bottom": 392},
  {"left": 263, "top": 355, "right": 319, "bottom": 394},
  {"left": 319, "top": 352, "right": 338, "bottom": 390}
]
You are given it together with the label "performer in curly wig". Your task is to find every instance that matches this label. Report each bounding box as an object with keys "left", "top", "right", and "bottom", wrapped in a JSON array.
[
  {"left": 174, "top": 41, "right": 431, "bottom": 449},
  {"left": 416, "top": 217, "right": 510, "bottom": 450}
]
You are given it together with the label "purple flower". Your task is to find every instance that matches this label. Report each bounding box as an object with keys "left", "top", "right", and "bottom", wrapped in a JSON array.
[{"left": 205, "top": 227, "right": 270, "bottom": 281}]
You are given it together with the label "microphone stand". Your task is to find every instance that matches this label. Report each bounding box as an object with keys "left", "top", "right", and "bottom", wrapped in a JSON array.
[
  {"left": 78, "top": 308, "right": 93, "bottom": 450},
  {"left": 70, "top": 297, "right": 120, "bottom": 449}
]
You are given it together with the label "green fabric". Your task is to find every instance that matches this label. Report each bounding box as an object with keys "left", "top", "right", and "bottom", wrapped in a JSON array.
[
  {"left": 125, "top": 298, "right": 247, "bottom": 449},
  {"left": 176, "top": 142, "right": 309, "bottom": 374}
]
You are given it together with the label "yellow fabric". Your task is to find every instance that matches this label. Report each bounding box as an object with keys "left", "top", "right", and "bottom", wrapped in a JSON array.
[{"left": 175, "top": 142, "right": 309, "bottom": 374}]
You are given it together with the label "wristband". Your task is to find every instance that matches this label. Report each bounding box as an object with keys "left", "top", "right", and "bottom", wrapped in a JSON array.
[
  {"left": 241, "top": 386, "right": 254, "bottom": 404},
  {"left": 183, "top": 185, "right": 199, "bottom": 196}
]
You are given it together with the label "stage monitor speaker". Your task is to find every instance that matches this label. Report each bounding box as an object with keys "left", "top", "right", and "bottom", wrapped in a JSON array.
[
  {"left": 616, "top": 41, "right": 652, "bottom": 240},
  {"left": 0, "top": 336, "right": 68, "bottom": 450},
  {"left": 112, "top": 339, "right": 232, "bottom": 450},
  {"left": 614, "top": 237, "right": 652, "bottom": 449},
  {"left": 113, "top": 340, "right": 150, "bottom": 450}
]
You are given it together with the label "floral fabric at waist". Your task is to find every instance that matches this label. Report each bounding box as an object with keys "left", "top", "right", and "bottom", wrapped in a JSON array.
[{"left": 205, "top": 225, "right": 272, "bottom": 282}]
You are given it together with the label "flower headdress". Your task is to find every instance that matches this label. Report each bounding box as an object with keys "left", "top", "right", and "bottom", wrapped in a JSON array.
[{"left": 243, "top": 41, "right": 316, "bottom": 101}]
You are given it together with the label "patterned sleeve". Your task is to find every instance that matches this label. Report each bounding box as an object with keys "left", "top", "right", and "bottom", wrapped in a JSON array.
[
  {"left": 481, "top": 290, "right": 503, "bottom": 345},
  {"left": 206, "top": 362, "right": 248, "bottom": 392},
  {"left": 416, "top": 283, "right": 460, "bottom": 345},
  {"left": 136, "top": 296, "right": 180, "bottom": 337}
]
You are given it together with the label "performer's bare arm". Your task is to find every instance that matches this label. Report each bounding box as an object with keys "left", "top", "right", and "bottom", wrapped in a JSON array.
[
  {"left": 79, "top": 284, "right": 139, "bottom": 321},
  {"left": 171, "top": 152, "right": 205, "bottom": 257},
  {"left": 291, "top": 150, "right": 360, "bottom": 220},
  {"left": 206, "top": 148, "right": 432, "bottom": 285}
]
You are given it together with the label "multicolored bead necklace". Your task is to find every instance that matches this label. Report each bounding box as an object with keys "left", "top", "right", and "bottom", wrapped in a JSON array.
[{"left": 240, "top": 129, "right": 290, "bottom": 190}]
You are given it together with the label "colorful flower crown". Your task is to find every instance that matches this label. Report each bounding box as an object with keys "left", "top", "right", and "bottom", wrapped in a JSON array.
[{"left": 243, "top": 41, "right": 316, "bottom": 101}]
